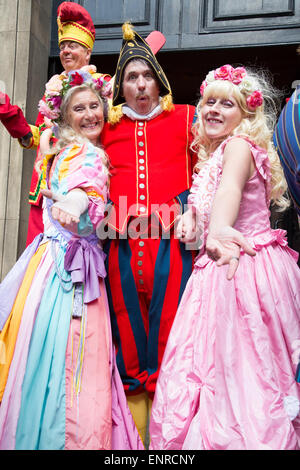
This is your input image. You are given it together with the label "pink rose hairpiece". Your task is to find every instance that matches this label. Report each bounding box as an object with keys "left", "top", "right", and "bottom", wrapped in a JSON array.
[
  {"left": 200, "top": 64, "right": 263, "bottom": 111},
  {"left": 39, "top": 66, "right": 112, "bottom": 122}
]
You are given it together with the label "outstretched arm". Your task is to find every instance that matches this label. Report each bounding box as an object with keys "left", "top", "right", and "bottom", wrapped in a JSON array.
[
  {"left": 41, "top": 188, "right": 89, "bottom": 228},
  {"left": 0, "top": 92, "right": 32, "bottom": 142},
  {"left": 207, "top": 138, "right": 256, "bottom": 279}
]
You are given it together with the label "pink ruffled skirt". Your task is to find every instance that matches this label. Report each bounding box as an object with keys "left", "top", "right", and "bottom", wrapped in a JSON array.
[{"left": 150, "top": 237, "right": 300, "bottom": 450}]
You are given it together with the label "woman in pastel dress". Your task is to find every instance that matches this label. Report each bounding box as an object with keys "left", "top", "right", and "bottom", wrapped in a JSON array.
[
  {"left": 0, "top": 70, "right": 142, "bottom": 450},
  {"left": 150, "top": 65, "right": 300, "bottom": 450}
]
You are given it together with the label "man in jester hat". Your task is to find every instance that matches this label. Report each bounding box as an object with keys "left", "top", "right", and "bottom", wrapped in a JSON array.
[{"left": 100, "top": 22, "right": 197, "bottom": 444}]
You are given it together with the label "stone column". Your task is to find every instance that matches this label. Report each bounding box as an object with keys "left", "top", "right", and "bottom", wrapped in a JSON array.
[{"left": 0, "top": 0, "right": 52, "bottom": 280}]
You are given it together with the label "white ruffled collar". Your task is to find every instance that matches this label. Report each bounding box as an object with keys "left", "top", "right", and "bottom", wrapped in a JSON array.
[{"left": 122, "top": 102, "right": 163, "bottom": 121}]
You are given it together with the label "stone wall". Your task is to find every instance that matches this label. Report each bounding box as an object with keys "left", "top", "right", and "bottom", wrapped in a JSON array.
[{"left": 0, "top": 0, "right": 52, "bottom": 279}]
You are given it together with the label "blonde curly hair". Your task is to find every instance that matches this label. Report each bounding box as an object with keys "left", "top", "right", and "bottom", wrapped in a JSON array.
[{"left": 192, "top": 68, "right": 289, "bottom": 210}]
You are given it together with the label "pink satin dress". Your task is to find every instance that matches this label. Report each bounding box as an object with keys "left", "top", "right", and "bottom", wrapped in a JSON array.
[{"left": 150, "top": 136, "right": 300, "bottom": 450}]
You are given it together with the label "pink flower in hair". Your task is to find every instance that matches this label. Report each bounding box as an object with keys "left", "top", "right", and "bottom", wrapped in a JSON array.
[
  {"left": 214, "top": 65, "right": 233, "bottom": 81},
  {"left": 49, "top": 95, "right": 62, "bottom": 109},
  {"left": 93, "top": 76, "right": 105, "bottom": 90},
  {"left": 231, "top": 67, "right": 247, "bottom": 85},
  {"left": 38, "top": 99, "right": 60, "bottom": 120},
  {"left": 45, "top": 74, "right": 63, "bottom": 95},
  {"left": 101, "top": 81, "right": 112, "bottom": 98},
  {"left": 200, "top": 80, "right": 207, "bottom": 96},
  {"left": 200, "top": 64, "right": 264, "bottom": 110},
  {"left": 246, "top": 90, "right": 263, "bottom": 110},
  {"left": 93, "top": 77, "right": 113, "bottom": 98}
]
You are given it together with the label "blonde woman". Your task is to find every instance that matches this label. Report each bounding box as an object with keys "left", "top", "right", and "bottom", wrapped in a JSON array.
[{"left": 150, "top": 65, "right": 300, "bottom": 450}]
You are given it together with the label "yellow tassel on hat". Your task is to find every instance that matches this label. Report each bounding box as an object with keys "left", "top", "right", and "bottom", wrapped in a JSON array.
[
  {"left": 122, "top": 22, "right": 135, "bottom": 40},
  {"left": 161, "top": 94, "right": 174, "bottom": 112},
  {"left": 108, "top": 105, "right": 124, "bottom": 125}
]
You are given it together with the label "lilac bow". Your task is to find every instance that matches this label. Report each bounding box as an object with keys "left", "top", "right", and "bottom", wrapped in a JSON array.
[{"left": 64, "top": 237, "right": 106, "bottom": 304}]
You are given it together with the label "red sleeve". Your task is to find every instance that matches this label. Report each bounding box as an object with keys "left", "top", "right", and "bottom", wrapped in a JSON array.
[{"left": 0, "top": 92, "right": 31, "bottom": 138}]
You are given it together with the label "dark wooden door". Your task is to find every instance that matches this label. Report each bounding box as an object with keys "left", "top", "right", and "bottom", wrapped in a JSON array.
[{"left": 51, "top": 0, "right": 300, "bottom": 56}]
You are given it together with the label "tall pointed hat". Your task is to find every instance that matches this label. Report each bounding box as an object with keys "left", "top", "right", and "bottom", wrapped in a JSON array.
[{"left": 112, "top": 22, "right": 172, "bottom": 107}]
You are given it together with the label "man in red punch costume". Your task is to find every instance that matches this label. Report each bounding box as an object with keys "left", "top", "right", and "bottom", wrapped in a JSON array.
[{"left": 100, "top": 22, "right": 197, "bottom": 444}]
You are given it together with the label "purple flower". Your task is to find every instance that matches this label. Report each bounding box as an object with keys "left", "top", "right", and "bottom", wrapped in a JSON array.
[{"left": 50, "top": 95, "right": 62, "bottom": 108}]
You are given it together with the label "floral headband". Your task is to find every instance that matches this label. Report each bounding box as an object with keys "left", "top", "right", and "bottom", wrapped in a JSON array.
[
  {"left": 38, "top": 65, "right": 112, "bottom": 122},
  {"left": 200, "top": 64, "right": 263, "bottom": 111}
]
